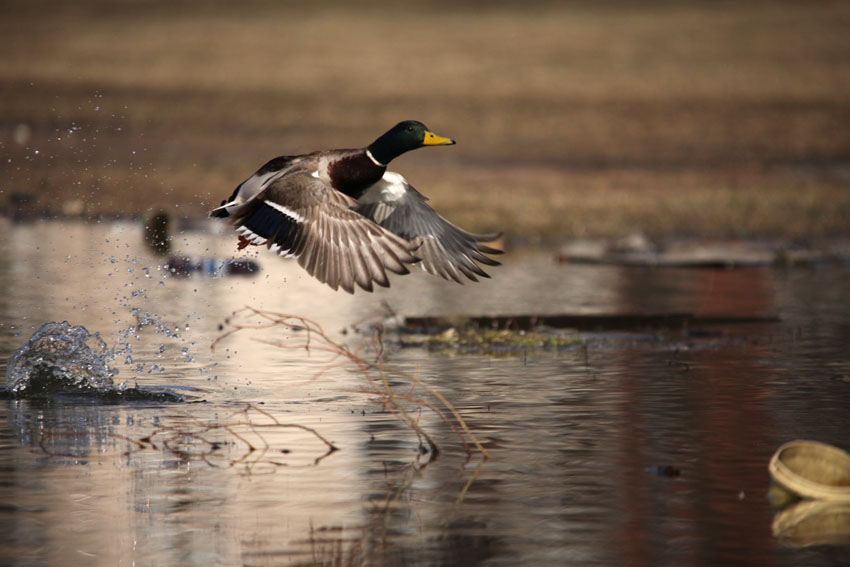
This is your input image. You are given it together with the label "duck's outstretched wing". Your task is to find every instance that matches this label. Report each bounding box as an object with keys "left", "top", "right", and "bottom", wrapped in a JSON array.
[
  {"left": 354, "top": 172, "right": 502, "bottom": 283},
  {"left": 228, "top": 170, "right": 420, "bottom": 293}
]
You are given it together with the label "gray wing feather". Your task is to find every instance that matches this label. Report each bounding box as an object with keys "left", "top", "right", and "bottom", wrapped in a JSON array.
[
  {"left": 230, "top": 170, "right": 419, "bottom": 293},
  {"left": 355, "top": 174, "right": 501, "bottom": 283}
]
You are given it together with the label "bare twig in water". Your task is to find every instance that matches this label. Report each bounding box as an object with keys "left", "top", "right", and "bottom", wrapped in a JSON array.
[
  {"left": 37, "top": 403, "right": 338, "bottom": 472},
  {"left": 213, "top": 307, "right": 490, "bottom": 462},
  {"left": 37, "top": 307, "right": 487, "bottom": 480}
]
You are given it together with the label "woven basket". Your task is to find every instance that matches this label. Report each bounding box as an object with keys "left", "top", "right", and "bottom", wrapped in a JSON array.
[{"left": 769, "top": 440, "right": 850, "bottom": 502}]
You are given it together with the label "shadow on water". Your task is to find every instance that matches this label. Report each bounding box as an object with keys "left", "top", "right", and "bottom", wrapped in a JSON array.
[{"left": 0, "top": 220, "right": 849, "bottom": 566}]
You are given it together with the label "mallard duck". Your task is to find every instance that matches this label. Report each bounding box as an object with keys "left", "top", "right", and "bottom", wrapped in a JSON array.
[{"left": 210, "top": 121, "right": 501, "bottom": 293}]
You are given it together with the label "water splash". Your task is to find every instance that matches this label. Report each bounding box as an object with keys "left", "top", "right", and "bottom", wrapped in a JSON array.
[
  {"left": 4, "top": 321, "right": 184, "bottom": 401},
  {"left": 6, "top": 321, "right": 116, "bottom": 394}
]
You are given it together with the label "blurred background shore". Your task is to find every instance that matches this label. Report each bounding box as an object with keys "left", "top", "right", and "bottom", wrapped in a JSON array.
[{"left": 1, "top": 0, "right": 848, "bottom": 242}]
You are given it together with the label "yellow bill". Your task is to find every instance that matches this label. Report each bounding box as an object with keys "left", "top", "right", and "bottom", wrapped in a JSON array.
[{"left": 423, "top": 130, "right": 456, "bottom": 146}]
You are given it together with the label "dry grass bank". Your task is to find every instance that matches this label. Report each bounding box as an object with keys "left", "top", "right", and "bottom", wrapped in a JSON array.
[{"left": 1, "top": 1, "right": 849, "bottom": 239}]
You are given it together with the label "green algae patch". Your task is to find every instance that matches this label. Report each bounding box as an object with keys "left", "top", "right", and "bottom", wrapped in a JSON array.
[{"left": 402, "top": 327, "right": 584, "bottom": 355}]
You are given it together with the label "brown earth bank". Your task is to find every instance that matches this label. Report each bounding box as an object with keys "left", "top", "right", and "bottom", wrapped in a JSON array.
[{"left": 1, "top": 1, "right": 849, "bottom": 240}]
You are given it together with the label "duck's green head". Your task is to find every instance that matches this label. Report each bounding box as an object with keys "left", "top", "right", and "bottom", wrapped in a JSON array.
[{"left": 367, "top": 120, "right": 455, "bottom": 165}]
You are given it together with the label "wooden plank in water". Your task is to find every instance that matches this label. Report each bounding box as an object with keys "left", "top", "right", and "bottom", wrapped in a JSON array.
[{"left": 403, "top": 313, "right": 780, "bottom": 332}]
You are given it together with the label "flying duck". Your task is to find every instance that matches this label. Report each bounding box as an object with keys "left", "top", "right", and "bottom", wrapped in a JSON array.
[{"left": 210, "top": 121, "right": 501, "bottom": 293}]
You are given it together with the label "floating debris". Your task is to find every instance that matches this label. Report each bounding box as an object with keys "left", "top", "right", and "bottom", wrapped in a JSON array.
[
  {"left": 648, "top": 464, "right": 682, "bottom": 478},
  {"left": 403, "top": 313, "right": 779, "bottom": 333},
  {"left": 558, "top": 237, "right": 850, "bottom": 268},
  {"left": 400, "top": 326, "right": 583, "bottom": 354},
  {"left": 769, "top": 440, "right": 850, "bottom": 503},
  {"left": 394, "top": 311, "right": 778, "bottom": 355}
]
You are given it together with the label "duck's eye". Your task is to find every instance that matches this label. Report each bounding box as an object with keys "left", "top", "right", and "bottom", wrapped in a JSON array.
[{"left": 406, "top": 125, "right": 414, "bottom": 132}]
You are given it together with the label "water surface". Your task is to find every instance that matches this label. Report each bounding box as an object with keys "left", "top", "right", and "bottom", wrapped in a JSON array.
[{"left": 0, "top": 220, "right": 848, "bottom": 566}]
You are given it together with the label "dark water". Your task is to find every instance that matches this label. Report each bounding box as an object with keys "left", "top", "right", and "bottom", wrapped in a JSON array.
[{"left": 0, "top": 220, "right": 849, "bottom": 566}]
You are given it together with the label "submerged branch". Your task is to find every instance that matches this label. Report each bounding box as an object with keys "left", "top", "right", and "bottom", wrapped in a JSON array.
[
  {"left": 37, "top": 402, "right": 338, "bottom": 472},
  {"left": 214, "top": 307, "right": 490, "bottom": 462}
]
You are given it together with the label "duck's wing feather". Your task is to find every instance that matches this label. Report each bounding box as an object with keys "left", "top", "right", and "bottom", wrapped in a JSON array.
[
  {"left": 210, "top": 155, "right": 307, "bottom": 219},
  {"left": 229, "top": 169, "right": 419, "bottom": 293},
  {"left": 354, "top": 172, "right": 502, "bottom": 284}
]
